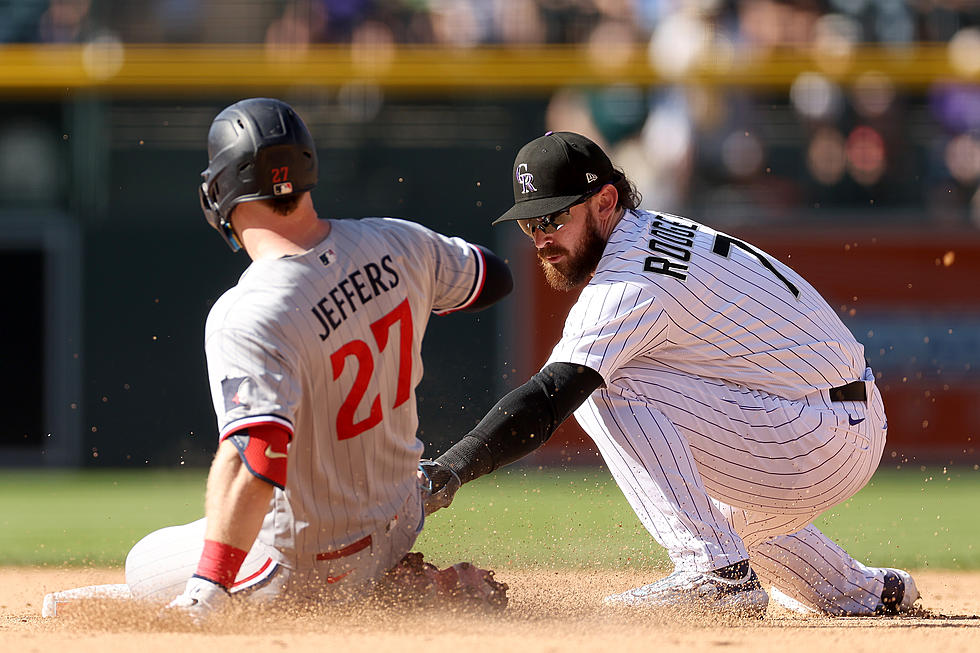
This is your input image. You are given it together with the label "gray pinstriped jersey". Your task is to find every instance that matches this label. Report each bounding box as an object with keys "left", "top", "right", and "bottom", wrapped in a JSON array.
[
  {"left": 205, "top": 217, "right": 485, "bottom": 557},
  {"left": 547, "top": 209, "right": 866, "bottom": 398}
]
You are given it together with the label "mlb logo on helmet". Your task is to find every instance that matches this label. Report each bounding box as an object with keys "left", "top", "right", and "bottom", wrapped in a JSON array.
[{"left": 273, "top": 181, "right": 294, "bottom": 195}]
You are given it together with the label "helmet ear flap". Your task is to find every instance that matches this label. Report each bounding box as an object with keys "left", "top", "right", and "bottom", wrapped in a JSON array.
[
  {"left": 198, "top": 181, "right": 219, "bottom": 228},
  {"left": 199, "top": 180, "right": 241, "bottom": 252},
  {"left": 218, "top": 218, "right": 243, "bottom": 252}
]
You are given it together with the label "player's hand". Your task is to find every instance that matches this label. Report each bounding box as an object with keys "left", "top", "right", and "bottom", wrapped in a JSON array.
[
  {"left": 166, "top": 576, "right": 231, "bottom": 624},
  {"left": 418, "top": 459, "right": 461, "bottom": 516}
]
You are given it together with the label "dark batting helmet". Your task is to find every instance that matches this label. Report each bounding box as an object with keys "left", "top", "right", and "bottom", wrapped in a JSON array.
[{"left": 199, "top": 97, "right": 318, "bottom": 251}]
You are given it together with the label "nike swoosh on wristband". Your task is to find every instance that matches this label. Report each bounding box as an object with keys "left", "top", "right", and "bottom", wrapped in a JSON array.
[
  {"left": 265, "top": 445, "right": 288, "bottom": 459},
  {"left": 848, "top": 416, "right": 865, "bottom": 426}
]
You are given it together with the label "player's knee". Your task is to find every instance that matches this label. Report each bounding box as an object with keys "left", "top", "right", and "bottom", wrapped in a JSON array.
[{"left": 125, "top": 518, "right": 207, "bottom": 600}]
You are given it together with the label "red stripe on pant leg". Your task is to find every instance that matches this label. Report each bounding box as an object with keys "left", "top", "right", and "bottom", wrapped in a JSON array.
[{"left": 231, "top": 557, "right": 273, "bottom": 588}]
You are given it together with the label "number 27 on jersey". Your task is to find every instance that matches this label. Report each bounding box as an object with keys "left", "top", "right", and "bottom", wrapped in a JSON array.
[{"left": 329, "top": 298, "right": 414, "bottom": 441}]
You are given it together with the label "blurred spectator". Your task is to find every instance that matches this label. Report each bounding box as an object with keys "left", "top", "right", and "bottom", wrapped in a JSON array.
[
  {"left": 0, "top": 0, "right": 77, "bottom": 42},
  {"left": 264, "top": 0, "right": 328, "bottom": 52},
  {"left": 38, "top": 0, "right": 90, "bottom": 42},
  {"left": 429, "top": 0, "right": 489, "bottom": 47},
  {"left": 493, "top": 0, "right": 546, "bottom": 44}
]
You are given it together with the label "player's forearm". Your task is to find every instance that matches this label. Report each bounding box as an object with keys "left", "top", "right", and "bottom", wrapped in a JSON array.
[
  {"left": 203, "top": 440, "right": 274, "bottom": 551},
  {"left": 437, "top": 362, "right": 604, "bottom": 483}
]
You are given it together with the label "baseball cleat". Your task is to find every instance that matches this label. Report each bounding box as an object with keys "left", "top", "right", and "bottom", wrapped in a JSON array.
[
  {"left": 770, "top": 568, "right": 922, "bottom": 616},
  {"left": 604, "top": 560, "right": 769, "bottom": 617},
  {"left": 40, "top": 583, "right": 132, "bottom": 618},
  {"left": 41, "top": 593, "right": 57, "bottom": 618},
  {"left": 878, "top": 568, "right": 920, "bottom": 614}
]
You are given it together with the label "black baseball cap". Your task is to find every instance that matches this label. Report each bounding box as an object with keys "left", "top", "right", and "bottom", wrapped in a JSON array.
[{"left": 493, "top": 131, "right": 617, "bottom": 224}]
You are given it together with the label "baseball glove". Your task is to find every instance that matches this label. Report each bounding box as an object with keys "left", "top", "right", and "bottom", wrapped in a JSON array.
[{"left": 376, "top": 552, "right": 508, "bottom": 612}]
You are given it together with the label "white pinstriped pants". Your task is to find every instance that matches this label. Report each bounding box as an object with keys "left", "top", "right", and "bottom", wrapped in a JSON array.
[{"left": 575, "top": 366, "right": 890, "bottom": 614}]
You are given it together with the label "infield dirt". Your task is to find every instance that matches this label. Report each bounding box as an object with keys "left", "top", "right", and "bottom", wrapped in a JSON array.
[{"left": 3, "top": 567, "right": 979, "bottom": 652}]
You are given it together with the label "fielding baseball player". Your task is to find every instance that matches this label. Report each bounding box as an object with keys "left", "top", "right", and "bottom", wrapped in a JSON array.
[
  {"left": 43, "top": 98, "right": 511, "bottom": 620},
  {"left": 421, "top": 131, "right": 921, "bottom": 617}
]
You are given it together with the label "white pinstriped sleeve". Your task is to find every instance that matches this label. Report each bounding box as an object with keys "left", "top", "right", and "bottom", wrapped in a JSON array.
[{"left": 545, "top": 279, "right": 669, "bottom": 382}]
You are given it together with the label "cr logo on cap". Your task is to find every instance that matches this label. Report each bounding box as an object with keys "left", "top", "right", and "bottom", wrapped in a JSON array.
[{"left": 516, "top": 163, "right": 536, "bottom": 194}]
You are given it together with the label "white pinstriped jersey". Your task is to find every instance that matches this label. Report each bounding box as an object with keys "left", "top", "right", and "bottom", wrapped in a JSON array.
[
  {"left": 547, "top": 209, "right": 866, "bottom": 398},
  {"left": 205, "top": 217, "right": 485, "bottom": 558}
]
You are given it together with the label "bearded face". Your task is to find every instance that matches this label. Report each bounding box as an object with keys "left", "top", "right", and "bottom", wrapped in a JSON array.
[{"left": 537, "top": 205, "right": 608, "bottom": 292}]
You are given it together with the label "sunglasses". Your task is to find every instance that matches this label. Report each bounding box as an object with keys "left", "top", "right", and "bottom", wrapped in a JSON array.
[{"left": 516, "top": 191, "right": 598, "bottom": 238}]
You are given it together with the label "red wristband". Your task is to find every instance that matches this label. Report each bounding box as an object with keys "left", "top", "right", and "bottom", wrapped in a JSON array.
[{"left": 195, "top": 539, "right": 248, "bottom": 589}]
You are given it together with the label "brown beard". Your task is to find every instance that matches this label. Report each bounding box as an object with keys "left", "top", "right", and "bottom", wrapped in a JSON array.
[{"left": 537, "top": 208, "right": 607, "bottom": 291}]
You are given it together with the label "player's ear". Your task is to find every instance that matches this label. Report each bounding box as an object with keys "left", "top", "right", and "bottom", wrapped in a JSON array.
[{"left": 595, "top": 183, "right": 619, "bottom": 221}]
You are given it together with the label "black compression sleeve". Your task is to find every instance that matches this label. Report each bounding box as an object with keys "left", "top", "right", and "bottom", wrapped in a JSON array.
[
  {"left": 436, "top": 362, "right": 604, "bottom": 482},
  {"left": 459, "top": 245, "right": 513, "bottom": 312}
]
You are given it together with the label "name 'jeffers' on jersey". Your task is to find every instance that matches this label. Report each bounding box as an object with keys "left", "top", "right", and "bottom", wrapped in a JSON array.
[
  {"left": 311, "top": 254, "right": 401, "bottom": 340},
  {"left": 547, "top": 210, "right": 866, "bottom": 401}
]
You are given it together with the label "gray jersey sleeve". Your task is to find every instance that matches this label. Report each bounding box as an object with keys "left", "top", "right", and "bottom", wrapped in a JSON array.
[
  {"left": 429, "top": 237, "right": 484, "bottom": 315},
  {"left": 205, "top": 319, "right": 302, "bottom": 440},
  {"left": 379, "top": 219, "right": 485, "bottom": 315}
]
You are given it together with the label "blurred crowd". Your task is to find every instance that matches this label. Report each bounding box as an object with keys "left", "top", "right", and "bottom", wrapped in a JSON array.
[
  {"left": 1, "top": 1, "right": 976, "bottom": 47},
  {"left": 1, "top": 0, "right": 978, "bottom": 224}
]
